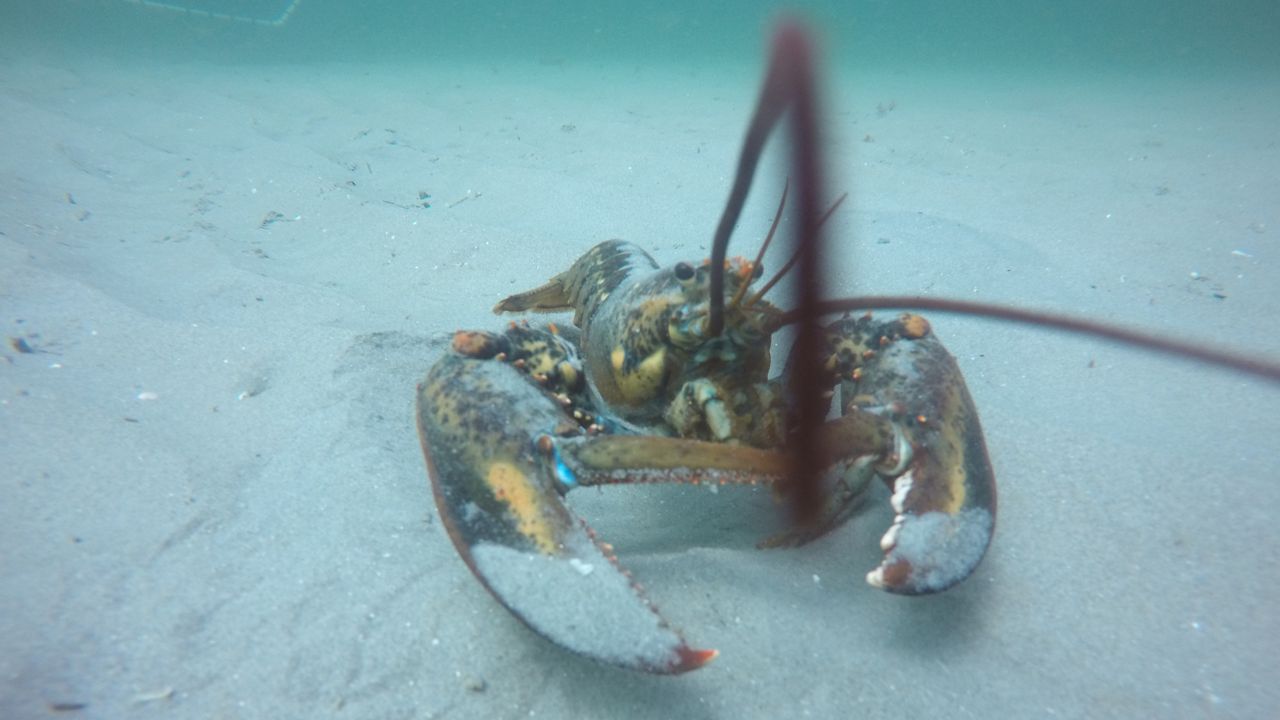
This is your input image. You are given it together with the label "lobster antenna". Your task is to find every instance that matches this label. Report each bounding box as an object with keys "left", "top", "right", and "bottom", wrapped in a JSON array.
[
  {"left": 705, "top": 20, "right": 829, "bottom": 525},
  {"left": 770, "top": 296, "right": 1280, "bottom": 384},
  {"left": 746, "top": 191, "right": 848, "bottom": 308},
  {"left": 707, "top": 26, "right": 799, "bottom": 338},
  {"left": 777, "top": 21, "right": 829, "bottom": 529}
]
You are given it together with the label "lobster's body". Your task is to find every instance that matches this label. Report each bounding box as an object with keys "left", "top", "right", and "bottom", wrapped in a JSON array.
[{"left": 417, "top": 234, "right": 996, "bottom": 672}]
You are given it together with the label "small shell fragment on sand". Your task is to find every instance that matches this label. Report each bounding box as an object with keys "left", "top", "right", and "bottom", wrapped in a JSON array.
[{"left": 132, "top": 687, "right": 174, "bottom": 704}]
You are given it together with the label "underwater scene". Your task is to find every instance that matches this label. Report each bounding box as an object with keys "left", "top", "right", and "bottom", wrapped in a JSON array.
[{"left": 2, "top": 1, "right": 1278, "bottom": 717}]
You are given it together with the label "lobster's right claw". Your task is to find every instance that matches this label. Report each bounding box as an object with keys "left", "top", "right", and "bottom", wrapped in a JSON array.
[{"left": 416, "top": 350, "right": 716, "bottom": 674}]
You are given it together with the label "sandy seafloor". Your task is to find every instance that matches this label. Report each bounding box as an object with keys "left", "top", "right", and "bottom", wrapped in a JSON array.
[{"left": 3, "top": 38, "right": 1280, "bottom": 720}]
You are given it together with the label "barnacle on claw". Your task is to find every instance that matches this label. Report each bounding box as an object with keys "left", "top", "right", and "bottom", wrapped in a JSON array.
[{"left": 901, "top": 313, "right": 931, "bottom": 339}]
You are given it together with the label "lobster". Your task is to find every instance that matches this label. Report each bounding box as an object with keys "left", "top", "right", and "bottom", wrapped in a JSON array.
[{"left": 414, "top": 21, "right": 1280, "bottom": 674}]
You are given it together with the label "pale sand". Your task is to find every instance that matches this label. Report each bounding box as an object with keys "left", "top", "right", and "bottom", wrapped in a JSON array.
[{"left": 2, "top": 51, "right": 1278, "bottom": 718}]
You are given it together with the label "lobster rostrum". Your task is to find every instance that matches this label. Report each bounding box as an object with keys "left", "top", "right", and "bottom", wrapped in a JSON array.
[{"left": 415, "top": 22, "right": 1280, "bottom": 674}]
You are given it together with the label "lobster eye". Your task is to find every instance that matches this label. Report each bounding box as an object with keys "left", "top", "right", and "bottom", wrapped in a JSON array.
[
  {"left": 674, "top": 262, "right": 695, "bottom": 281},
  {"left": 751, "top": 262, "right": 765, "bottom": 280}
]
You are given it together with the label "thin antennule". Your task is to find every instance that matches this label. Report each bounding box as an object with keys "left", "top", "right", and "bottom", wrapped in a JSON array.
[
  {"left": 746, "top": 192, "right": 848, "bottom": 307},
  {"left": 727, "top": 179, "right": 790, "bottom": 312}
]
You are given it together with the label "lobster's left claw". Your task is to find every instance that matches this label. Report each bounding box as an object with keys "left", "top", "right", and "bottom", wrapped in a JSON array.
[
  {"left": 417, "top": 351, "right": 716, "bottom": 674},
  {"left": 830, "top": 315, "right": 998, "bottom": 595}
]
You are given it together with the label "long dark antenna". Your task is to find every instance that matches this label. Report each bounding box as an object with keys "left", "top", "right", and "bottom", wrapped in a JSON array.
[
  {"left": 776, "top": 24, "right": 828, "bottom": 528},
  {"left": 772, "top": 296, "right": 1280, "bottom": 383},
  {"left": 704, "top": 20, "right": 831, "bottom": 525},
  {"left": 710, "top": 20, "right": 1280, "bottom": 530},
  {"left": 707, "top": 24, "right": 800, "bottom": 339}
]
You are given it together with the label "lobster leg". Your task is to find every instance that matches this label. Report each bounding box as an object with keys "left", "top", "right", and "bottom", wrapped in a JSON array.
[
  {"left": 416, "top": 328, "right": 716, "bottom": 674},
  {"left": 551, "top": 414, "right": 905, "bottom": 554}
]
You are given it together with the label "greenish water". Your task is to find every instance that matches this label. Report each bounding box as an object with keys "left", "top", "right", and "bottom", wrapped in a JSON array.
[{"left": 5, "top": 0, "right": 1278, "bottom": 75}]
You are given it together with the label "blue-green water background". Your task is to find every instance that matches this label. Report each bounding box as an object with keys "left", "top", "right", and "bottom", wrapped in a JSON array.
[{"left": 5, "top": 0, "right": 1278, "bottom": 74}]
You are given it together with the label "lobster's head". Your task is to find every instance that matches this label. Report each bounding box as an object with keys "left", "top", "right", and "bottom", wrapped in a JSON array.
[{"left": 664, "top": 255, "right": 776, "bottom": 384}]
